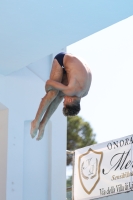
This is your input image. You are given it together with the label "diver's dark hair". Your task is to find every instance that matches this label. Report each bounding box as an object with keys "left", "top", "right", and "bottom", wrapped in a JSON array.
[{"left": 63, "top": 103, "right": 80, "bottom": 116}]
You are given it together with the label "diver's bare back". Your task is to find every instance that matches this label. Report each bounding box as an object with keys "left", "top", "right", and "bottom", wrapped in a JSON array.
[{"left": 63, "top": 54, "right": 92, "bottom": 97}]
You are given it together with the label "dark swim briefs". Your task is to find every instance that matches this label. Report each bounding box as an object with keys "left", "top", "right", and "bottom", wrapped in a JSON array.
[
  {"left": 54, "top": 52, "right": 65, "bottom": 67},
  {"left": 54, "top": 52, "right": 66, "bottom": 74}
]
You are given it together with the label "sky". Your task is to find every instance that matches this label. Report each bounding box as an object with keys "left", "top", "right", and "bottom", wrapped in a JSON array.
[
  {"left": 67, "top": 16, "right": 133, "bottom": 144},
  {"left": 1, "top": 1, "right": 132, "bottom": 75}
]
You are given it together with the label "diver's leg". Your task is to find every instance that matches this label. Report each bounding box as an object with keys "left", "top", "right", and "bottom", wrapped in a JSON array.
[
  {"left": 36, "top": 93, "right": 63, "bottom": 140},
  {"left": 30, "top": 90, "right": 59, "bottom": 138},
  {"left": 30, "top": 59, "right": 63, "bottom": 138}
]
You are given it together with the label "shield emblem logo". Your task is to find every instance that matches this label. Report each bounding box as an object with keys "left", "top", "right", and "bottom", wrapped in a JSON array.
[{"left": 78, "top": 148, "right": 103, "bottom": 194}]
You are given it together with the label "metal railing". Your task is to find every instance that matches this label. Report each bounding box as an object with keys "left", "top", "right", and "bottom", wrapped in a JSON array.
[{"left": 66, "top": 150, "right": 75, "bottom": 200}]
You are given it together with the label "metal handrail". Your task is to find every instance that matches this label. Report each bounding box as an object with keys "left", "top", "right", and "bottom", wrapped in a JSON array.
[
  {"left": 67, "top": 187, "right": 72, "bottom": 192},
  {"left": 66, "top": 150, "right": 74, "bottom": 154}
]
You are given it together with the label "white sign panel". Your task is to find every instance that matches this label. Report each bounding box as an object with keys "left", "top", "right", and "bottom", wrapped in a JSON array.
[{"left": 74, "top": 135, "right": 133, "bottom": 200}]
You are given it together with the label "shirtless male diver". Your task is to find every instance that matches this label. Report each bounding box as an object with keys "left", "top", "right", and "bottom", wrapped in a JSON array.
[{"left": 30, "top": 52, "right": 92, "bottom": 140}]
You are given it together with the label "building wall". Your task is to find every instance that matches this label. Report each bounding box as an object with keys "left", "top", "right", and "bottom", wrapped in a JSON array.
[
  {"left": 0, "top": 53, "right": 67, "bottom": 200},
  {"left": 0, "top": 103, "right": 8, "bottom": 200}
]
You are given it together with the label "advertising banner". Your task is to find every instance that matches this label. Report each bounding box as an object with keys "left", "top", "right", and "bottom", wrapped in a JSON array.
[{"left": 74, "top": 135, "right": 133, "bottom": 200}]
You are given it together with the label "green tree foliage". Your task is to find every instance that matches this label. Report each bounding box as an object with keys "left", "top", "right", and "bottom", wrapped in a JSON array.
[
  {"left": 67, "top": 116, "right": 96, "bottom": 165},
  {"left": 67, "top": 176, "right": 72, "bottom": 187},
  {"left": 66, "top": 176, "right": 72, "bottom": 200}
]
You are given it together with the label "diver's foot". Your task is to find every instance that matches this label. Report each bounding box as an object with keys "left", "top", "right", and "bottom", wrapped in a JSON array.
[
  {"left": 30, "top": 120, "right": 39, "bottom": 138},
  {"left": 36, "top": 123, "right": 45, "bottom": 141}
]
